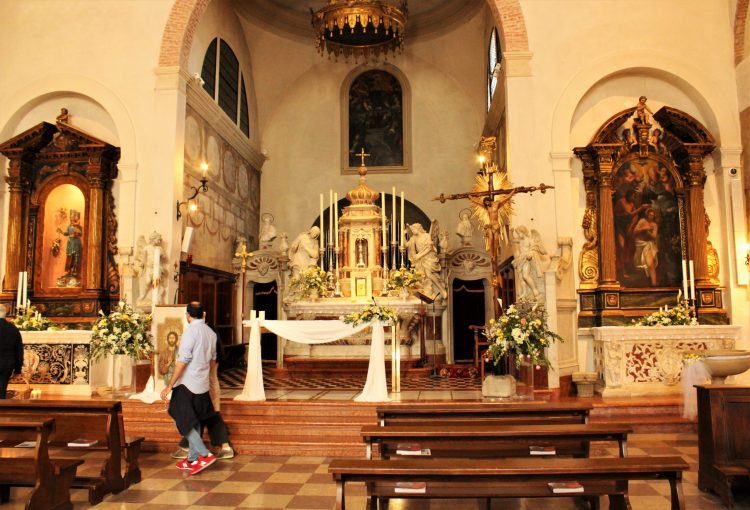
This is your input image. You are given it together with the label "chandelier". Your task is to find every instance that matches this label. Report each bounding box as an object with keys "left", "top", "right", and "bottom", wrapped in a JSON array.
[{"left": 311, "top": 0, "right": 408, "bottom": 61}]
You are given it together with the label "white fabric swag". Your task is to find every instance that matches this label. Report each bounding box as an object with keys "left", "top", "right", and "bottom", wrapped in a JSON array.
[{"left": 234, "top": 317, "right": 392, "bottom": 402}]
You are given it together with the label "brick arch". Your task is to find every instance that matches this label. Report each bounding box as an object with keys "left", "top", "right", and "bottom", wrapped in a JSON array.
[
  {"left": 736, "top": 0, "right": 749, "bottom": 64},
  {"left": 160, "top": 0, "right": 530, "bottom": 69},
  {"left": 158, "top": 0, "right": 210, "bottom": 68},
  {"left": 486, "top": 0, "right": 529, "bottom": 53}
]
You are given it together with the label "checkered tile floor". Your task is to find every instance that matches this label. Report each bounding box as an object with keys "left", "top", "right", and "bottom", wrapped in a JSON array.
[
  {"left": 2, "top": 434, "right": 746, "bottom": 509},
  {"left": 219, "top": 367, "right": 482, "bottom": 391}
]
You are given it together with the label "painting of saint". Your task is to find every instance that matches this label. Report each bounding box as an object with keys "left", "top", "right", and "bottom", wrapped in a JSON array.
[
  {"left": 612, "top": 159, "right": 682, "bottom": 288},
  {"left": 348, "top": 70, "right": 403, "bottom": 167}
]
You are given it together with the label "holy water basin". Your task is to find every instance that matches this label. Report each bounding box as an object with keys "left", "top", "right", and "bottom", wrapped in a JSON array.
[{"left": 701, "top": 349, "right": 750, "bottom": 384}]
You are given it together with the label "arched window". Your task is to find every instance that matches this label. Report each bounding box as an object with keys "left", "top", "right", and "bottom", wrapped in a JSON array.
[
  {"left": 201, "top": 38, "right": 250, "bottom": 137},
  {"left": 345, "top": 68, "right": 410, "bottom": 173},
  {"left": 487, "top": 28, "right": 501, "bottom": 111}
]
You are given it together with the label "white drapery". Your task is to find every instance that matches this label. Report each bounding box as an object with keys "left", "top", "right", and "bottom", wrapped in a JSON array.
[
  {"left": 234, "top": 317, "right": 392, "bottom": 402},
  {"left": 681, "top": 360, "right": 711, "bottom": 419}
]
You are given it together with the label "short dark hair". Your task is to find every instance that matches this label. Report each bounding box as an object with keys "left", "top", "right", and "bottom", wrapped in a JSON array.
[{"left": 186, "top": 301, "right": 203, "bottom": 319}]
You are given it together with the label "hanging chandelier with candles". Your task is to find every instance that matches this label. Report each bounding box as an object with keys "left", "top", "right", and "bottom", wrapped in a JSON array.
[{"left": 311, "top": 0, "right": 408, "bottom": 61}]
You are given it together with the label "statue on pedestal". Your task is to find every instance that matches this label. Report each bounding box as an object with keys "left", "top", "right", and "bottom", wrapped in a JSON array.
[
  {"left": 455, "top": 208, "right": 475, "bottom": 246},
  {"left": 512, "top": 226, "right": 549, "bottom": 302},
  {"left": 134, "top": 231, "right": 167, "bottom": 309},
  {"left": 259, "top": 213, "right": 277, "bottom": 249},
  {"left": 288, "top": 226, "right": 321, "bottom": 278},
  {"left": 406, "top": 222, "right": 447, "bottom": 300}
]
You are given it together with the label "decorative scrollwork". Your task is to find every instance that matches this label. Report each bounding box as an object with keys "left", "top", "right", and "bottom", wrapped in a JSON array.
[{"left": 579, "top": 207, "right": 599, "bottom": 288}]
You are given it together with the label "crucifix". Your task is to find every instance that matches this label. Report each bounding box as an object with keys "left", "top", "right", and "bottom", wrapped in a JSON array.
[
  {"left": 355, "top": 147, "right": 370, "bottom": 167},
  {"left": 234, "top": 243, "right": 253, "bottom": 341},
  {"left": 434, "top": 161, "right": 553, "bottom": 318}
]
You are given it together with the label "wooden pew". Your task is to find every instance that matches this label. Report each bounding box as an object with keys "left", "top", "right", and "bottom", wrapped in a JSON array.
[
  {"left": 329, "top": 456, "right": 689, "bottom": 510},
  {"left": 360, "top": 423, "right": 632, "bottom": 460},
  {"left": 0, "top": 417, "right": 84, "bottom": 510},
  {"left": 376, "top": 401, "right": 592, "bottom": 426},
  {"left": 0, "top": 400, "right": 144, "bottom": 505},
  {"left": 696, "top": 384, "right": 750, "bottom": 508}
]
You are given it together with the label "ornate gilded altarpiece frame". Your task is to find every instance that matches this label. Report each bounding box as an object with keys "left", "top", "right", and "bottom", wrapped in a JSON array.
[
  {"left": 574, "top": 106, "right": 726, "bottom": 326},
  {"left": 0, "top": 117, "right": 120, "bottom": 326}
]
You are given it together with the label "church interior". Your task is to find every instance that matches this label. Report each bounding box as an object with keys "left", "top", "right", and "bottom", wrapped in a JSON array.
[{"left": 1, "top": 0, "right": 750, "bottom": 509}]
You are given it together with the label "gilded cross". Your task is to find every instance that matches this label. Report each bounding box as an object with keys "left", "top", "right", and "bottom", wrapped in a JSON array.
[
  {"left": 234, "top": 243, "right": 253, "bottom": 274},
  {"left": 355, "top": 147, "right": 370, "bottom": 167}
]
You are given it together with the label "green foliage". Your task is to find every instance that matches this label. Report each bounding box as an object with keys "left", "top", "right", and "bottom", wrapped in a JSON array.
[
  {"left": 90, "top": 301, "right": 153, "bottom": 361},
  {"left": 13, "top": 304, "right": 64, "bottom": 332}
]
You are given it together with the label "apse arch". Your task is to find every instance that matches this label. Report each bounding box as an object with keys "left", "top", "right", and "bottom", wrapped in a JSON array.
[{"left": 551, "top": 50, "right": 741, "bottom": 156}]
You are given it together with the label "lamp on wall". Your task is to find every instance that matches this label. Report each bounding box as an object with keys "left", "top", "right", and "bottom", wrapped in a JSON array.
[
  {"left": 311, "top": 0, "right": 408, "bottom": 61},
  {"left": 176, "top": 162, "right": 209, "bottom": 220}
]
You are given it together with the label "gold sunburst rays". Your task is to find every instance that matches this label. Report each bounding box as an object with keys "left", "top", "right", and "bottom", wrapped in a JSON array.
[{"left": 470, "top": 168, "right": 515, "bottom": 233}]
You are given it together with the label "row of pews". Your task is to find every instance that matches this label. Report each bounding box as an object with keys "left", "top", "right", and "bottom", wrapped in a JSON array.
[
  {"left": 329, "top": 401, "right": 689, "bottom": 510},
  {"left": 0, "top": 400, "right": 144, "bottom": 510}
]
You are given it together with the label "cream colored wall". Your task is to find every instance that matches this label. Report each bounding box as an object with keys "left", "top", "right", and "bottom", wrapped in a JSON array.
[
  {"left": 0, "top": 0, "right": 181, "bottom": 302},
  {"left": 243, "top": 7, "right": 487, "bottom": 247}
]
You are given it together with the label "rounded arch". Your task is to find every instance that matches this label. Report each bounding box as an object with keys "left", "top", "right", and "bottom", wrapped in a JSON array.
[
  {"left": 0, "top": 74, "right": 137, "bottom": 166},
  {"left": 551, "top": 50, "right": 741, "bottom": 155},
  {"left": 736, "top": 0, "right": 749, "bottom": 65},
  {"left": 485, "top": 0, "right": 529, "bottom": 53},
  {"left": 158, "top": 0, "right": 211, "bottom": 68}
]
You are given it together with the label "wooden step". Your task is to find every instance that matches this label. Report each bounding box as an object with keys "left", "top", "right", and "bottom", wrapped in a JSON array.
[
  {"left": 272, "top": 356, "right": 429, "bottom": 378},
  {"left": 589, "top": 397, "right": 695, "bottom": 433}
]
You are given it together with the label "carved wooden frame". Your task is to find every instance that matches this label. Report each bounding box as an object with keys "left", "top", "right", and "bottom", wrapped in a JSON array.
[
  {"left": 0, "top": 119, "right": 120, "bottom": 323},
  {"left": 573, "top": 106, "right": 724, "bottom": 326}
]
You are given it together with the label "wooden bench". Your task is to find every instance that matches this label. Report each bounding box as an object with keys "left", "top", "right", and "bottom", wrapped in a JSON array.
[
  {"left": 360, "top": 423, "right": 632, "bottom": 460},
  {"left": 329, "top": 456, "right": 689, "bottom": 510},
  {"left": 376, "top": 401, "right": 592, "bottom": 426},
  {"left": 0, "top": 399, "right": 144, "bottom": 505},
  {"left": 0, "top": 417, "right": 84, "bottom": 510}
]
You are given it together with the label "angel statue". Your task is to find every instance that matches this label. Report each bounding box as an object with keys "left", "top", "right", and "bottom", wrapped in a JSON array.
[
  {"left": 135, "top": 231, "right": 167, "bottom": 309},
  {"left": 406, "top": 221, "right": 447, "bottom": 300},
  {"left": 511, "top": 226, "right": 550, "bottom": 303}
]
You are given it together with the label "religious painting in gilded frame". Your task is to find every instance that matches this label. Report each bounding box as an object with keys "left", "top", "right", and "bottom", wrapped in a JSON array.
[
  {"left": 40, "top": 184, "right": 86, "bottom": 289},
  {"left": 342, "top": 67, "right": 411, "bottom": 174}
]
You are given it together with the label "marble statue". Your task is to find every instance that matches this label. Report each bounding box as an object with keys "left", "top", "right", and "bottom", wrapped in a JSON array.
[
  {"left": 288, "top": 226, "right": 321, "bottom": 277},
  {"left": 135, "top": 231, "right": 167, "bottom": 308},
  {"left": 406, "top": 222, "right": 447, "bottom": 300},
  {"left": 456, "top": 208, "right": 475, "bottom": 246},
  {"left": 278, "top": 232, "right": 289, "bottom": 253},
  {"left": 259, "top": 213, "right": 277, "bottom": 249},
  {"left": 511, "top": 226, "right": 549, "bottom": 302}
]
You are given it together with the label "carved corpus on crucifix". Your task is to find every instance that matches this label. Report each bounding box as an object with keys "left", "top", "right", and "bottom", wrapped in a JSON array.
[{"left": 433, "top": 137, "right": 553, "bottom": 317}]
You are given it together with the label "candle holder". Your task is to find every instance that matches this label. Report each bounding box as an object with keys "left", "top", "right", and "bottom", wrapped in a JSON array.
[{"left": 176, "top": 174, "right": 208, "bottom": 220}]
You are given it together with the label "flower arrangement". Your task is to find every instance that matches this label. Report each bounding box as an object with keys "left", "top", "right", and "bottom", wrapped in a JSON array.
[
  {"left": 341, "top": 303, "right": 396, "bottom": 326},
  {"left": 13, "top": 303, "right": 63, "bottom": 331},
  {"left": 89, "top": 301, "right": 153, "bottom": 361},
  {"left": 289, "top": 266, "right": 332, "bottom": 298},
  {"left": 633, "top": 299, "right": 698, "bottom": 327},
  {"left": 388, "top": 266, "right": 422, "bottom": 292},
  {"left": 483, "top": 300, "right": 562, "bottom": 369}
]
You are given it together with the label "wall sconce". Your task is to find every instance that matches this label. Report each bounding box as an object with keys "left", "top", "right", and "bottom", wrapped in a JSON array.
[{"left": 176, "top": 162, "right": 209, "bottom": 220}]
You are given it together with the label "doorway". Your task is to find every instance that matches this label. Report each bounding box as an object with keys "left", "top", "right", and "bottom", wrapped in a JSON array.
[
  {"left": 253, "top": 281, "right": 278, "bottom": 361},
  {"left": 451, "top": 279, "right": 486, "bottom": 363}
]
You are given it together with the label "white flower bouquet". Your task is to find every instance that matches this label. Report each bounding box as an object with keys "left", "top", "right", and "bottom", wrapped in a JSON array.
[{"left": 89, "top": 301, "right": 153, "bottom": 361}]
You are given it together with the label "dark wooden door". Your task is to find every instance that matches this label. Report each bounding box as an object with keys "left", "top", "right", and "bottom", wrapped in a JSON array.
[
  {"left": 179, "top": 262, "right": 236, "bottom": 347},
  {"left": 253, "top": 281, "right": 278, "bottom": 361},
  {"left": 451, "top": 279, "right": 486, "bottom": 363}
]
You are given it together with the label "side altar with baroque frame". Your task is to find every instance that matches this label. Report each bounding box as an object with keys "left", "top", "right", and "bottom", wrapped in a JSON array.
[
  {"left": 574, "top": 103, "right": 726, "bottom": 326},
  {"left": 0, "top": 113, "right": 120, "bottom": 326}
]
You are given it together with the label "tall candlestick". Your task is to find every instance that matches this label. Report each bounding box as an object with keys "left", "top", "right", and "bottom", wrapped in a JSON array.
[
  {"left": 381, "top": 192, "right": 386, "bottom": 248},
  {"left": 689, "top": 260, "right": 696, "bottom": 302},
  {"left": 329, "top": 190, "right": 334, "bottom": 244},
  {"left": 334, "top": 192, "right": 339, "bottom": 251},
  {"left": 319, "top": 193, "right": 324, "bottom": 244},
  {"left": 16, "top": 272, "right": 22, "bottom": 309},
  {"left": 681, "top": 259, "right": 688, "bottom": 302},
  {"left": 391, "top": 187, "right": 396, "bottom": 244},
  {"left": 400, "top": 192, "right": 405, "bottom": 247},
  {"left": 21, "top": 272, "right": 27, "bottom": 308}
]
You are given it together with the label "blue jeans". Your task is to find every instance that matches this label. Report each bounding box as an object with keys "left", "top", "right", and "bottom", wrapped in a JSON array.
[{"left": 184, "top": 426, "right": 210, "bottom": 462}]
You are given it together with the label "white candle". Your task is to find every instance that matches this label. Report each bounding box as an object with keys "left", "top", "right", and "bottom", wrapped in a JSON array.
[
  {"left": 689, "top": 260, "right": 696, "bottom": 302},
  {"left": 400, "top": 192, "right": 405, "bottom": 247},
  {"left": 21, "top": 272, "right": 27, "bottom": 308},
  {"left": 681, "top": 259, "right": 688, "bottom": 302},
  {"left": 319, "top": 193, "right": 324, "bottom": 243},
  {"left": 329, "top": 190, "right": 334, "bottom": 244},
  {"left": 391, "top": 187, "right": 396, "bottom": 244},
  {"left": 16, "top": 272, "right": 22, "bottom": 309},
  {"left": 334, "top": 192, "right": 339, "bottom": 250},
  {"left": 381, "top": 192, "right": 386, "bottom": 248}
]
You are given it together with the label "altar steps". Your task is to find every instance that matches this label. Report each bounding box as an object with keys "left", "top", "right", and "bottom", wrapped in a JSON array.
[
  {"left": 589, "top": 396, "right": 695, "bottom": 433},
  {"left": 122, "top": 400, "right": 376, "bottom": 457},
  {"left": 270, "top": 356, "right": 430, "bottom": 379}
]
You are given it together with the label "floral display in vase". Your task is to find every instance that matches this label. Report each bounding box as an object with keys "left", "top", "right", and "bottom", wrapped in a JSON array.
[
  {"left": 13, "top": 303, "right": 64, "bottom": 331},
  {"left": 89, "top": 301, "right": 154, "bottom": 361},
  {"left": 340, "top": 303, "right": 397, "bottom": 326},
  {"left": 387, "top": 266, "right": 422, "bottom": 296},
  {"left": 288, "top": 266, "right": 332, "bottom": 299},
  {"left": 632, "top": 296, "right": 698, "bottom": 326}
]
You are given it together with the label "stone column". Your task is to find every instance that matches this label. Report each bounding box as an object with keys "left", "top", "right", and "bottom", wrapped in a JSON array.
[{"left": 686, "top": 149, "right": 709, "bottom": 286}]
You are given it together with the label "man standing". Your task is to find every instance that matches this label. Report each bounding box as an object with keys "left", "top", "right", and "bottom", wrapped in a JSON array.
[
  {"left": 0, "top": 304, "right": 24, "bottom": 399},
  {"left": 160, "top": 302, "right": 217, "bottom": 475}
]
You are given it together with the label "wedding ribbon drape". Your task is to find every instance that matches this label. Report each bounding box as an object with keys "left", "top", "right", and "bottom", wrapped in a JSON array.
[
  {"left": 234, "top": 318, "right": 392, "bottom": 402},
  {"left": 681, "top": 360, "right": 711, "bottom": 419}
]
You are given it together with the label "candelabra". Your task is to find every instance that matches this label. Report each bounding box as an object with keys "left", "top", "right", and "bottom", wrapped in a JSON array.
[{"left": 176, "top": 163, "right": 209, "bottom": 220}]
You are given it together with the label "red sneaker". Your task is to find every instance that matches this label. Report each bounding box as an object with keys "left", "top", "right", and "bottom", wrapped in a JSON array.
[
  {"left": 189, "top": 454, "right": 216, "bottom": 475},
  {"left": 175, "top": 458, "right": 191, "bottom": 470}
]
